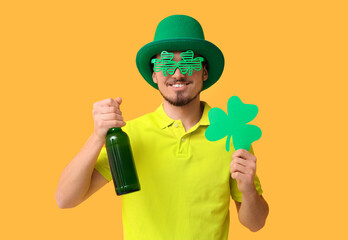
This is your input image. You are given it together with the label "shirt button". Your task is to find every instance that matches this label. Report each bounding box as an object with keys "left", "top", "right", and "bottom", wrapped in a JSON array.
[
  {"left": 174, "top": 122, "right": 178, "bottom": 127},
  {"left": 181, "top": 138, "right": 185, "bottom": 142}
]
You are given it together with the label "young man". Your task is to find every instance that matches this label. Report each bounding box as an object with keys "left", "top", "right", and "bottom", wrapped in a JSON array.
[{"left": 55, "top": 15, "right": 269, "bottom": 239}]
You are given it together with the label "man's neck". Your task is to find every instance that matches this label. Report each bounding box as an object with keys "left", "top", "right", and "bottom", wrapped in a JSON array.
[{"left": 162, "top": 97, "right": 203, "bottom": 132}]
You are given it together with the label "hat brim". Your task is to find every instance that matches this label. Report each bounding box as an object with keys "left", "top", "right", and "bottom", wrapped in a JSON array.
[{"left": 136, "top": 38, "right": 224, "bottom": 91}]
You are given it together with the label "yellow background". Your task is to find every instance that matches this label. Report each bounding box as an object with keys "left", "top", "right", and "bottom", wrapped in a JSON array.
[{"left": 1, "top": 0, "right": 347, "bottom": 239}]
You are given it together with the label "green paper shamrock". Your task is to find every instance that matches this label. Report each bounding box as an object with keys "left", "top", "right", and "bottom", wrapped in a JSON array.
[{"left": 205, "top": 96, "right": 262, "bottom": 151}]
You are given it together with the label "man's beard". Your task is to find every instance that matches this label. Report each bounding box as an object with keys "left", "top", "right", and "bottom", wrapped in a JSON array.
[
  {"left": 158, "top": 79, "right": 203, "bottom": 106},
  {"left": 160, "top": 87, "right": 202, "bottom": 106}
]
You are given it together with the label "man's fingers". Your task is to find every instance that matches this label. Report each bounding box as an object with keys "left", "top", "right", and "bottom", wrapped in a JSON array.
[
  {"left": 231, "top": 172, "right": 244, "bottom": 180},
  {"left": 231, "top": 172, "right": 238, "bottom": 180},
  {"left": 230, "top": 163, "right": 247, "bottom": 174},
  {"left": 93, "top": 98, "right": 120, "bottom": 108},
  {"left": 230, "top": 157, "right": 247, "bottom": 167},
  {"left": 232, "top": 149, "right": 255, "bottom": 160},
  {"left": 96, "top": 113, "right": 123, "bottom": 121},
  {"left": 93, "top": 106, "right": 122, "bottom": 115},
  {"left": 102, "top": 120, "right": 126, "bottom": 128}
]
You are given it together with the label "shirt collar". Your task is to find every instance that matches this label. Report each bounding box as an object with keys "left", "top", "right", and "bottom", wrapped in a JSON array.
[
  {"left": 199, "top": 101, "right": 211, "bottom": 126},
  {"left": 154, "top": 101, "right": 211, "bottom": 129}
]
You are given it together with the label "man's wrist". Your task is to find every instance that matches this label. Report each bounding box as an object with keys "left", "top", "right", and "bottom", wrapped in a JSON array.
[
  {"left": 91, "top": 131, "right": 106, "bottom": 147},
  {"left": 241, "top": 187, "right": 259, "bottom": 201}
]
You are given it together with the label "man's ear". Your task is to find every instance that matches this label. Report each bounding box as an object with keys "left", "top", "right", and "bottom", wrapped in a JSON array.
[
  {"left": 203, "top": 65, "right": 208, "bottom": 82},
  {"left": 152, "top": 72, "right": 158, "bottom": 84}
]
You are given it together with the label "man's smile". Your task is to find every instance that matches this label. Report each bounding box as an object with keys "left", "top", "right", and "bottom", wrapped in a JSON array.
[{"left": 167, "top": 81, "right": 191, "bottom": 90}]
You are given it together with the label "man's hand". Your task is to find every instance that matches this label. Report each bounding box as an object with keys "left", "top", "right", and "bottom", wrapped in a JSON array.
[
  {"left": 92, "top": 97, "right": 126, "bottom": 141},
  {"left": 230, "top": 149, "right": 257, "bottom": 194}
]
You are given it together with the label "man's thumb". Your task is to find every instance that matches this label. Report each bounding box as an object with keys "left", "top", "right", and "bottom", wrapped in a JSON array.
[{"left": 115, "top": 97, "right": 122, "bottom": 105}]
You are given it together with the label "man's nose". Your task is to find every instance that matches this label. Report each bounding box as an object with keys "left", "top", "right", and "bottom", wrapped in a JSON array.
[{"left": 172, "top": 67, "right": 185, "bottom": 80}]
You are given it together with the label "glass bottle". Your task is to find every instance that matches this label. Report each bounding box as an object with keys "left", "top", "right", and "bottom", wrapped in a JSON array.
[{"left": 105, "top": 127, "right": 140, "bottom": 195}]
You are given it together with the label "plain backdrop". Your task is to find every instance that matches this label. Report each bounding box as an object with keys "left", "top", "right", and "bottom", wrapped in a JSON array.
[{"left": 1, "top": 1, "right": 347, "bottom": 239}]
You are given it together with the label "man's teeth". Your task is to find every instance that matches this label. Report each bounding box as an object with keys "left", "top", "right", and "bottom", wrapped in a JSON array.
[{"left": 172, "top": 84, "right": 185, "bottom": 88}]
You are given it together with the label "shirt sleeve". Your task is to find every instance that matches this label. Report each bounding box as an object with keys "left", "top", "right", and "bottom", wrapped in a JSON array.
[
  {"left": 230, "top": 145, "right": 263, "bottom": 202},
  {"left": 94, "top": 146, "right": 112, "bottom": 182}
]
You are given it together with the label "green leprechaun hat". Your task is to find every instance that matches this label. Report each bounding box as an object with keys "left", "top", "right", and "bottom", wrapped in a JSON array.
[{"left": 136, "top": 15, "right": 225, "bottom": 90}]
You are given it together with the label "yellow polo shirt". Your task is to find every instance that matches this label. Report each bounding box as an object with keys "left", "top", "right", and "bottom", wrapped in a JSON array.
[{"left": 95, "top": 102, "right": 263, "bottom": 240}]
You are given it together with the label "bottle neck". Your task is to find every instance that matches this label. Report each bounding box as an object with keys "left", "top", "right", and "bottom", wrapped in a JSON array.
[{"left": 107, "top": 127, "right": 122, "bottom": 135}]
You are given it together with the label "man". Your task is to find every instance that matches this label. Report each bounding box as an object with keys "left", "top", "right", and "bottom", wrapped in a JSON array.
[{"left": 55, "top": 15, "right": 269, "bottom": 239}]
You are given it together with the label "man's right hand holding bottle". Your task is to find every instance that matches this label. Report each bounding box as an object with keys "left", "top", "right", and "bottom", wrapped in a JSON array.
[{"left": 92, "top": 97, "right": 126, "bottom": 142}]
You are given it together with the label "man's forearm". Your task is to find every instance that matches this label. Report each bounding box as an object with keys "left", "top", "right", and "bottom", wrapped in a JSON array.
[
  {"left": 55, "top": 132, "right": 105, "bottom": 208},
  {"left": 238, "top": 190, "right": 269, "bottom": 232}
]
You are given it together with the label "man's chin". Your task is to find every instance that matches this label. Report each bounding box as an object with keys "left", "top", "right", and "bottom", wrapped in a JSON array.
[
  {"left": 163, "top": 94, "right": 199, "bottom": 107},
  {"left": 165, "top": 99, "right": 191, "bottom": 107},
  {"left": 158, "top": 86, "right": 202, "bottom": 107}
]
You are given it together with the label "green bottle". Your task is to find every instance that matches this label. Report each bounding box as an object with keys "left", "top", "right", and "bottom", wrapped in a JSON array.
[{"left": 105, "top": 127, "right": 141, "bottom": 195}]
